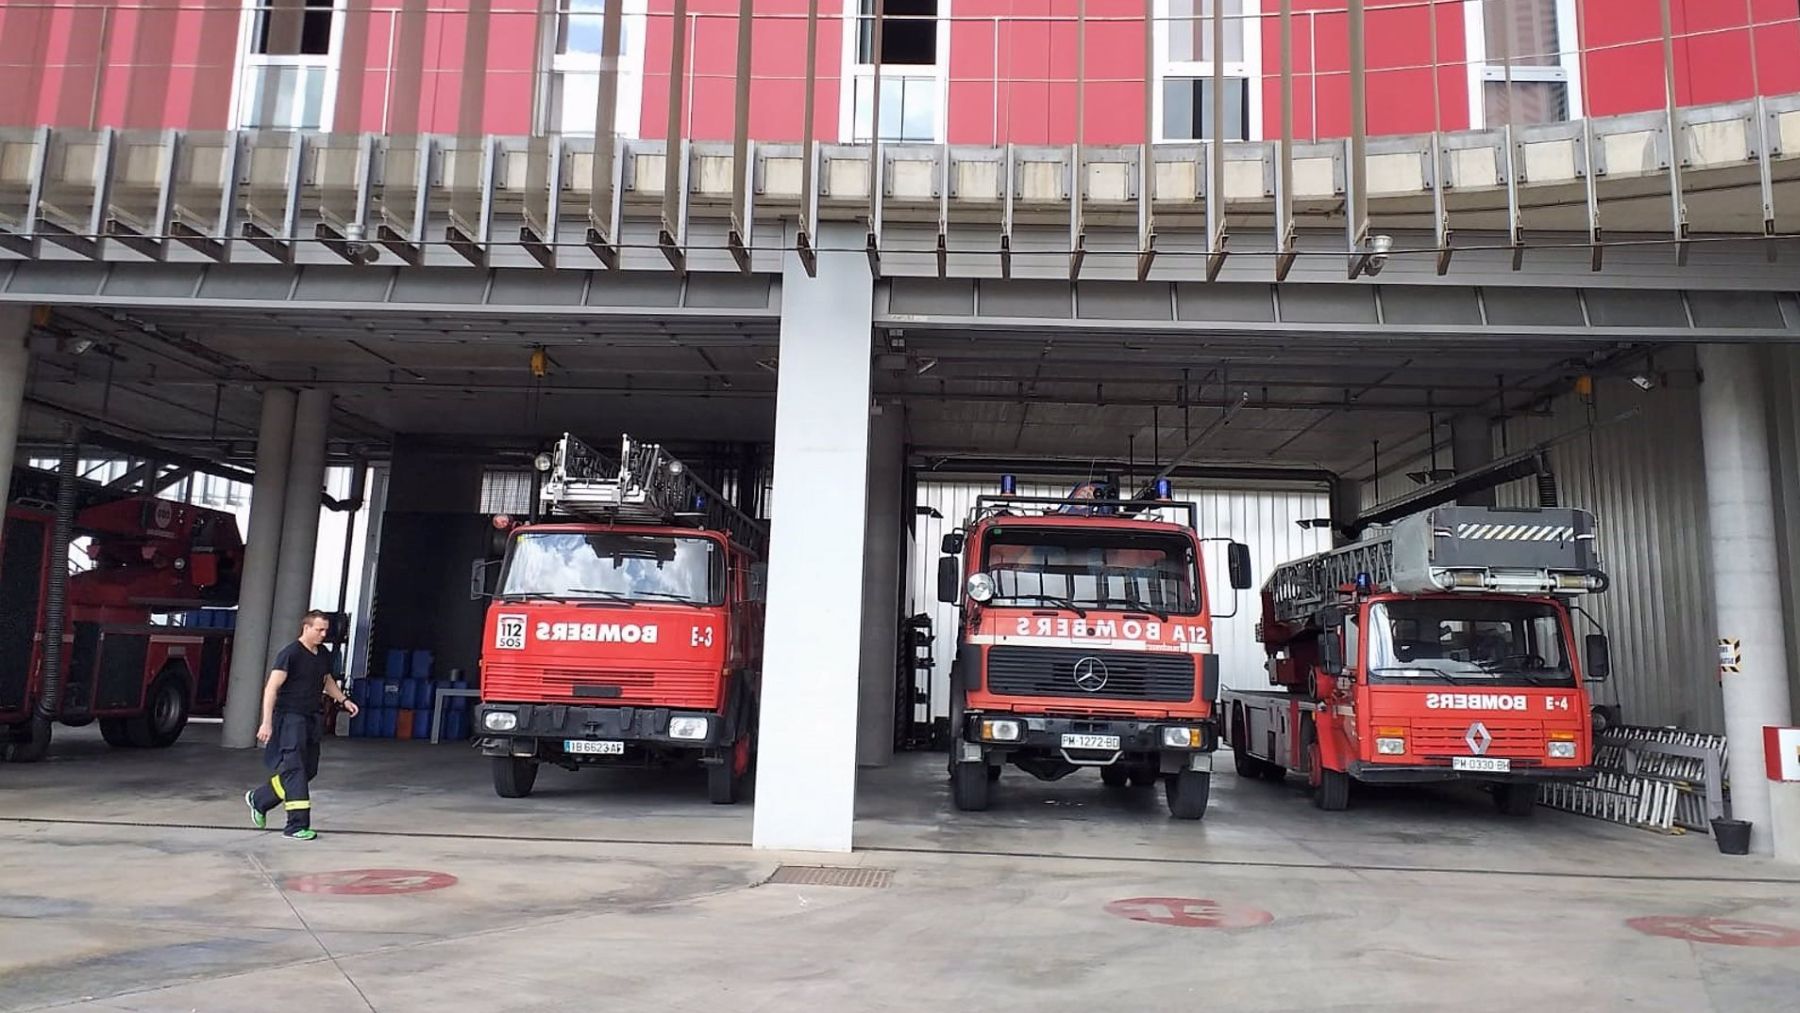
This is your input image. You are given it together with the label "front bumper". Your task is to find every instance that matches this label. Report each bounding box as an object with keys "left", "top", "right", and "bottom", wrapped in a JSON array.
[
  {"left": 1347, "top": 761, "right": 1597, "bottom": 784},
  {"left": 476, "top": 702, "right": 726, "bottom": 755},
  {"left": 961, "top": 713, "right": 1216, "bottom": 757}
]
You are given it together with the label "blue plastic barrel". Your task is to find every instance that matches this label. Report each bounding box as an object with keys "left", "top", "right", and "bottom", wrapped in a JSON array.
[
  {"left": 409, "top": 650, "right": 434, "bottom": 680},
  {"left": 413, "top": 708, "right": 433, "bottom": 740},
  {"left": 380, "top": 681, "right": 402, "bottom": 708},
  {"left": 381, "top": 708, "right": 398, "bottom": 738},
  {"left": 384, "top": 649, "right": 409, "bottom": 679}
]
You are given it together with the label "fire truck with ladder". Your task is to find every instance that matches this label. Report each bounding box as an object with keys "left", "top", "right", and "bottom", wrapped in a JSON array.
[
  {"left": 936, "top": 477, "right": 1252, "bottom": 819},
  {"left": 2, "top": 464, "right": 243, "bottom": 761},
  {"left": 474, "top": 434, "right": 766, "bottom": 804},
  {"left": 1222, "top": 505, "right": 1613, "bottom": 814}
]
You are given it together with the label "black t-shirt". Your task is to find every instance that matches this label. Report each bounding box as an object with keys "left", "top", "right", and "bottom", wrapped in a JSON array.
[{"left": 271, "top": 641, "right": 334, "bottom": 715}]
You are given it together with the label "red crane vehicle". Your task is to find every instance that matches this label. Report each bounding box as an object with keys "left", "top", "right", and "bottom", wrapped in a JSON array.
[
  {"left": 2, "top": 465, "right": 243, "bottom": 761},
  {"left": 474, "top": 434, "right": 766, "bottom": 804},
  {"left": 1222, "top": 505, "right": 1612, "bottom": 814},
  {"left": 936, "top": 478, "right": 1252, "bottom": 819}
]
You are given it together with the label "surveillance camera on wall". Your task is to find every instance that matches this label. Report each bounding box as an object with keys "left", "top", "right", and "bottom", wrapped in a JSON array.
[
  {"left": 1363, "top": 234, "right": 1394, "bottom": 276},
  {"left": 341, "top": 222, "right": 380, "bottom": 265}
]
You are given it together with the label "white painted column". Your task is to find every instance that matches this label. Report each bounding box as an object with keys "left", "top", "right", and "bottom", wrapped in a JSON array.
[
  {"left": 268, "top": 389, "right": 332, "bottom": 653},
  {"left": 1696, "top": 344, "right": 1795, "bottom": 856},
  {"left": 857, "top": 400, "right": 905, "bottom": 767},
  {"left": 221, "top": 388, "right": 297, "bottom": 747},
  {"left": 752, "top": 222, "right": 875, "bottom": 852},
  {"left": 0, "top": 307, "right": 29, "bottom": 491}
]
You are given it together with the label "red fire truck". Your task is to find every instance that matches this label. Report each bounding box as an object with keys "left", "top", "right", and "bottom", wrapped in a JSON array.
[
  {"left": 474, "top": 434, "right": 766, "bottom": 804},
  {"left": 936, "top": 480, "right": 1252, "bottom": 819},
  {"left": 1222, "top": 505, "right": 1612, "bottom": 814},
  {"left": 2, "top": 465, "right": 243, "bottom": 761}
]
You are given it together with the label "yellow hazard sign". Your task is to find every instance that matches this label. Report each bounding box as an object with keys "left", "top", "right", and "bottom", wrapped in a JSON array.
[{"left": 1718, "top": 638, "right": 1741, "bottom": 675}]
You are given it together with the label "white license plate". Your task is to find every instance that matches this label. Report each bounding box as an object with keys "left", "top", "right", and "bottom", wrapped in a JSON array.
[
  {"left": 565, "top": 739, "right": 625, "bottom": 755},
  {"left": 1061, "top": 733, "right": 1121, "bottom": 751},
  {"left": 1452, "top": 756, "right": 1511, "bottom": 773}
]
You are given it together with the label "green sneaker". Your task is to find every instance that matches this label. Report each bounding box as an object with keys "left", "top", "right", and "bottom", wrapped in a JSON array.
[
  {"left": 283, "top": 828, "right": 317, "bottom": 841},
  {"left": 245, "top": 790, "right": 266, "bottom": 830}
]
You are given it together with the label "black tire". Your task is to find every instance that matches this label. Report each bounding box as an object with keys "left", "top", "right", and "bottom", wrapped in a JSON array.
[
  {"left": 1260, "top": 763, "right": 1289, "bottom": 782},
  {"left": 1232, "top": 745, "right": 1268, "bottom": 779},
  {"left": 3, "top": 717, "right": 52, "bottom": 763},
  {"left": 986, "top": 764, "right": 1002, "bottom": 783},
  {"left": 133, "top": 673, "right": 190, "bottom": 748},
  {"left": 708, "top": 753, "right": 743, "bottom": 806},
  {"left": 1494, "top": 783, "right": 1538, "bottom": 817},
  {"left": 1100, "top": 764, "right": 1130, "bottom": 788},
  {"left": 492, "top": 755, "right": 538, "bottom": 798},
  {"left": 951, "top": 761, "right": 991, "bottom": 811},
  {"left": 99, "top": 717, "right": 135, "bottom": 747},
  {"left": 1165, "top": 770, "right": 1211, "bottom": 820},
  {"left": 1130, "top": 767, "right": 1159, "bottom": 788},
  {"left": 1314, "top": 767, "right": 1351, "bottom": 811}
]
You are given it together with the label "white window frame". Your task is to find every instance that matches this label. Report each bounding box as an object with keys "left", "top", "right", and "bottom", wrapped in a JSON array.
[
  {"left": 226, "top": 0, "right": 348, "bottom": 132},
  {"left": 537, "top": 0, "right": 648, "bottom": 138},
  {"left": 1152, "top": 0, "right": 1263, "bottom": 143},
  {"left": 837, "top": 0, "right": 952, "bottom": 144},
  {"left": 1463, "top": 0, "right": 1582, "bottom": 129}
]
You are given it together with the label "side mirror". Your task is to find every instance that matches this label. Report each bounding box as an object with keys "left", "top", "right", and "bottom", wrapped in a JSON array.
[
  {"left": 1227, "top": 542, "right": 1252, "bottom": 590},
  {"left": 470, "top": 558, "right": 499, "bottom": 601},
  {"left": 941, "top": 532, "right": 964, "bottom": 555},
  {"left": 937, "top": 556, "right": 961, "bottom": 605},
  {"left": 1319, "top": 629, "right": 1344, "bottom": 674},
  {"left": 1585, "top": 633, "right": 1611, "bottom": 681}
]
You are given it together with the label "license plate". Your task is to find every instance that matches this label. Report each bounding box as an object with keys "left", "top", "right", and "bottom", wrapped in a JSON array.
[
  {"left": 1453, "top": 756, "right": 1511, "bottom": 773},
  {"left": 565, "top": 739, "right": 625, "bottom": 755},
  {"left": 1061, "top": 733, "right": 1121, "bottom": 751}
]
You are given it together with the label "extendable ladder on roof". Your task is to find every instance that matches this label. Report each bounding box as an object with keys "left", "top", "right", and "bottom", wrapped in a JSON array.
[{"left": 540, "top": 433, "right": 767, "bottom": 551}]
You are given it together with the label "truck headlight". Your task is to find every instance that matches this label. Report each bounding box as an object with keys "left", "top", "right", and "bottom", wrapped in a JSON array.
[
  {"left": 1161, "top": 726, "right": 1199, "bottom": 748},
  {"left": 981, "top": 719, "right": 1021, "bottom": 742},
  {"left": 484, "top": 711, "right": 517, "bottom": 732},
  {"left": 669, "top": 716, "right": 709, "bottom": 741},
  {"left": 966, "top": 573, "right": 995, "bottom": 603},
  {"left": 1547, "top": 740, "right": 1577, "bottom": 758},
  {"left": 1376, "top": 737, "right": 1406, "bottom": 755}
]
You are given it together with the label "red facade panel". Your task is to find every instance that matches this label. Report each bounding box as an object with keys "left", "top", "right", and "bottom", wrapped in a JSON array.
[{"left": 639, "top": 0, "right": 840, "bottom": 144}]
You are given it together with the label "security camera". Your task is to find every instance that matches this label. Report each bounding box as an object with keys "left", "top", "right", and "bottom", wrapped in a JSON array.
[
  {"left": 1363, "top": 234, "right": 1394, "bottom": 276},
  {"left": 342, "top": 222, "right": 379, "bottom": 265}
]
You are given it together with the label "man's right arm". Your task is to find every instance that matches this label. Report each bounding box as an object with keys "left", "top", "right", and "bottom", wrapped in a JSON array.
[{"left": 257, "top": 667, "right": 288, "bottom": 745}]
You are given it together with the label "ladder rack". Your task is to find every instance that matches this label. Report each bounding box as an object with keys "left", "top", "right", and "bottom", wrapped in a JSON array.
[{"left": 540, "top": 433, "right": 767, "bottom": 552}]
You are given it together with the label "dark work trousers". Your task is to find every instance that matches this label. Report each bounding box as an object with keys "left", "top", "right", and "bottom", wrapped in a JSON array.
[{"left": 250, "top": 711, "right": 321, "bottom": 831}]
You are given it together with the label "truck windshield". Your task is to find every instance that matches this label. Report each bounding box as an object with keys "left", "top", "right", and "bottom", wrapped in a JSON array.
[
  {"left": 1366, "top": 599, "right": 1573, "bottom": 686},
  {"left": 979, "top": 527, "right": 1200, "bottom": 614},
  {"left": 500, "top": 531, "right": 724, "bottom": 605}
]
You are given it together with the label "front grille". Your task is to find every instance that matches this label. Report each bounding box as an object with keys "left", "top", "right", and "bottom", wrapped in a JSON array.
[
  {"left": 483, "top": 660, "right": 718, "bottom": 709},
  {"left": 1411, "top": 721, "right": 1543, "bottom": 758},
  {"left": 984, "top": 646, "right": 1194, "bottom": 702}
]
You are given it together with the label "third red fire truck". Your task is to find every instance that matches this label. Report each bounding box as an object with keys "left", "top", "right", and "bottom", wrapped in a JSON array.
[
  {"left": 1223, "top": 505, "right": 1612, "bottom": 814},
  {"left": 474, "top": 434, "right": 765, "bottom": 804},
  {"left": 937, "top": 479, "right": 1252, "bottom": 819}
]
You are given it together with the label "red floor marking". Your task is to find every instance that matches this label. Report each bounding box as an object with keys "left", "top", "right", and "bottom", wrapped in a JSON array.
[
  {"left": 1104, "top": 896, "right": 1274, "bottom": 929},
  {"left": 283, "top": 868, "right": 459, "bottom": 896},
  {"left": 1626, "top": 916, "right": 1800, "bottom": 948}
]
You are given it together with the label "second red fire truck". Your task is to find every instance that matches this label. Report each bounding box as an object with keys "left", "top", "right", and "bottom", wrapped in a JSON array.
[
  {"left": 474, "top": 434, "right": 765, "bottom": 804},
  {"left": 1223, "top": 505, "right": 1612, "bottom": 814}
]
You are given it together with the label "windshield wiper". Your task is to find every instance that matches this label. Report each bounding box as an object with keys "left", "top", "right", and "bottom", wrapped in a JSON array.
[
  {"left": 991, "top": 593, "right": 1088, "bottom": 618},
  {"left": 563, "top": 589, "right": 639, "bottom": 606},
  {"left": 1116, "top": 597, "right": 1169, "bottom": 622},
  {"left": 1370, "top": 665, "right": 1463, "bottom": 684},
  {"left": 630, "top": 591, "right": 711, "bottom": 609}
]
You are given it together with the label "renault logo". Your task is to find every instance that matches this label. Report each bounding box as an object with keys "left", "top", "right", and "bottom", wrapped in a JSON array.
[
  {"left": 1465, "top": 722, "right": 1493, "bottom": 755},
  {"left": 1072, "top": 656, "right": 1109, "bottom": 693}
]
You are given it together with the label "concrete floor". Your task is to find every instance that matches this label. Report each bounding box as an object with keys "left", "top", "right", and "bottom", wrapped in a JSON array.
[{"left": 3, "top": 724, "right": 1799, "bottom": 1011}]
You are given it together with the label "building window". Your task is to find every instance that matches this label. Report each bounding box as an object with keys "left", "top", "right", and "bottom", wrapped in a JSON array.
[
  {"left": 1469, "top": 0, "right": 1579, "bottom": 128},
  {"left": 1154, "top": 0, "right": 1260, "bottom": 142},
  {"left": 842, "top": 0, "right": 948, "bottom": 143},
  {"left": 234, "top": 0, "right": 343, "bottom": 130},
  {"left": 541, "top": 0, "right": 646, "bottom": 137}
]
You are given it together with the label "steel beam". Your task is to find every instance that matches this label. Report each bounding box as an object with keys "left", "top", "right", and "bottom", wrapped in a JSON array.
[
  {"left": 729, "top": 0, "right": 757, "bottom": 274},
  {"left": 1659, "top": 0, "right": 1689, "bottom": 266},
  {"left": 661, "top": 0, "right": 692, "bottom": 275},
  {"left": 588, "top": 0, "right": 627, "bottom": 268}
]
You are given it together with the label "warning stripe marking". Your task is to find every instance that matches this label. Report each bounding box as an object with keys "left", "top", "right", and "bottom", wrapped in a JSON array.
[{"left": 1455, "top": 523, "right": 1575, "bottom": 542}]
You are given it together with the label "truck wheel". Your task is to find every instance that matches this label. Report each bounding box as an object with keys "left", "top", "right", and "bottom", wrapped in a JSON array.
[
  {"left": 986, "top": 764, "right": 1002, "bottom": 783},
  {"left": 1100, "top": 764, "right": 1130, "bottom": 788},
  {"left": 1165, "top": 770, "right": 1211, "bottom": 820},
  {"left": 1314, "top": 768, "right": 1350, "bottom": 811},
  {"left": 134, "top": 674, "right": 190, "bottom": 748},
  {"left": 99, "top": 718, "right": 135, "bottom": 747},
  {"left": 1130, "top": 766, "right": 1159, "bottom": 788},
  {"left": 951, "top": 761, "right": 991, "bottom": 811},
  {"left": 708, "top": 738, "right": 750, "bottom": 805},
  {"left": 1260, "top": 762, "right": 1289, "bottom": 783},
  {"left": 1494, "top": 783, "right": 1538, "bottom": 817},
  {"left": 492, "top": 755, "right": 538, "bottom": 798},
  {"left": 3, "top": 717, "right": 52, "bottom": 763}
]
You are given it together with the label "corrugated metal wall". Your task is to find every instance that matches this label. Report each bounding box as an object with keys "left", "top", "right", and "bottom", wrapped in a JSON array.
[
  {"left": 1763, "top": 345, "right": 1800, "bottom": 725},
  {"left": 907, "top": 479, "right": 1332, "bottom": 717}
]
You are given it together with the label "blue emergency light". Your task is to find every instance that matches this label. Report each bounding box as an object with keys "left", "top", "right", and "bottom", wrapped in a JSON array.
[
  {"left": 1355, "top": 571, "right": 1373, "bottom": 594},
  {"left": 1155, "top": 478, "right": 1173, "bottom": 500},
  {"left": 1000, "top": 474, "right": 1017, "bottom": 494}
]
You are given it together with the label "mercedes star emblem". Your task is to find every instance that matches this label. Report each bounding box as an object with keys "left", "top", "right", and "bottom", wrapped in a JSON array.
[
  {"left": 1465, "top": 722, "right": 1493, "bottom": 756},
  {"left": 1072, "top": 656, "right": 1109, "bottom": 693}
]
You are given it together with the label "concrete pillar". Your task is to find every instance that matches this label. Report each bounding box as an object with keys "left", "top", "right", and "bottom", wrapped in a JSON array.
[
  {"left": 1697, "top": 344, "right": 1795, "bottom": 855},
  {"left": 856, "top": 401, "right": 905, "bottom": 767},
  {"left": 268, "top": 389, "right": 332, "bottom": 655},
  {"left": 751, "top": 222, "right": 875, "bottom": 852},
  {"left": 221, "top": 388, "right": 297, "bottom": 747},
  {"left": 0, "top": 308, "right": 29, "bottom": 493},
  {"left": 1451, "top": 414, "right": 1495, "bottom": 507}
]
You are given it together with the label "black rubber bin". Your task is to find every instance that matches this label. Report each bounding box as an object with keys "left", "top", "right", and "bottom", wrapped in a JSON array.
[{"left": 1712, "top": 818, "right": 1752, "bottom": 855}]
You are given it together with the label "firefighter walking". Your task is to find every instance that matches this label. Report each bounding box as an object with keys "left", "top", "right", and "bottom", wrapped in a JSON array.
[{"left": 244, "top": 611, "right": 358, "bottom": 840}]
